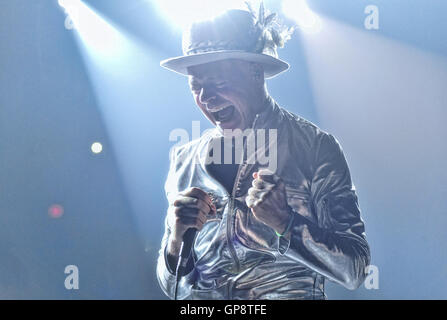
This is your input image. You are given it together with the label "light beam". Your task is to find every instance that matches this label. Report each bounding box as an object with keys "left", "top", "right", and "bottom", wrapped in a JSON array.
[
  {"left": 151, "top": 0, "right": 262, "bottom": 30},
  {"left": 282, "top": 0, "right": 322, "bottom": 34}
]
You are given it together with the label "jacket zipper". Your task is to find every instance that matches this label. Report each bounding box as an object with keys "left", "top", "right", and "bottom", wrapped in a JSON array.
[{"left": 225, "top": 114, "right": 261, "bottom": 277}]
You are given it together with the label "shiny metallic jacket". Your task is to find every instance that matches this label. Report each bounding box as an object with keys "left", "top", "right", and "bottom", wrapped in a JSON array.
[{"left": 157, "top": 101, "right": 370, "bottom": 300}]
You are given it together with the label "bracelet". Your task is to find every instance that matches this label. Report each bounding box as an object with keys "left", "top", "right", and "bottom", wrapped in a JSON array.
[{"left": 275, "top": 211, "right": 295, "bottom": 237}]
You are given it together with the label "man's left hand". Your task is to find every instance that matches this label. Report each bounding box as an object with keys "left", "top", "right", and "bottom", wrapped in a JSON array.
[{"left": 245, "top": 169, "right": 292, "bottom": 235}]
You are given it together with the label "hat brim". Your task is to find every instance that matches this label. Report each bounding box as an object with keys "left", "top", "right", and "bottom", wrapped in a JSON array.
[{"left": 160, "top": 50, "right": 289, "bottom": 79}]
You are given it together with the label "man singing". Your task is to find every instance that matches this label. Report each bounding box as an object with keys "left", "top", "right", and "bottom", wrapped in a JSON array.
[{"left": 157, "top": 5, "right": 370, "bottom": 300}]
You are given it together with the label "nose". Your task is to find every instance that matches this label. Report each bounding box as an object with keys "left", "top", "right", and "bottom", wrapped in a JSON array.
[{"left": 199, "top": 87, "right": 216, "bottom": 106}]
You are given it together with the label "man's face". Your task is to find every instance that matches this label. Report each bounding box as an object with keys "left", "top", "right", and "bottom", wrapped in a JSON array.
[{"left": 188, "top": 59, "right": 262, "bottom": 131}]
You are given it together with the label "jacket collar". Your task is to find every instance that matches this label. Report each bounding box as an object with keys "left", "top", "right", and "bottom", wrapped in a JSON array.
[{"left": 253, "top": 96, "right": 282, "bottom": 131}]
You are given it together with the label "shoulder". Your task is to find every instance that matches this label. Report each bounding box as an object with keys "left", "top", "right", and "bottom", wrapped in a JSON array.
[
  {"left": 169, "top": 128, "right": 216, "bottom": 162},
  {"left": 277, "top": 106, "right": 336, "bottom": 151},
  {"left": 277, "top": 107, "right": 350, "bottom": 179}
]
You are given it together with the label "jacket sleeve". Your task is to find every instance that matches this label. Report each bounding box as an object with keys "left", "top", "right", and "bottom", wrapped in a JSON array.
[
  {"left": 156, "top": 147, "right": 195, "bottom": 299},
  {"left": 279, "top": 132, "right": 371, "bottom": 290}
]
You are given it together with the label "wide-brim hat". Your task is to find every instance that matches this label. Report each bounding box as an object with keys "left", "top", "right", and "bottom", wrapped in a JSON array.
[{"left": 160, "top": 8, "right": 292, "bottom": 79}]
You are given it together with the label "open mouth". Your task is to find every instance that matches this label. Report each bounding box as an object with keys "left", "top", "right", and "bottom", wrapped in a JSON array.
[{"left": 211, "top": 105, "right": 235, "bottom": 123}]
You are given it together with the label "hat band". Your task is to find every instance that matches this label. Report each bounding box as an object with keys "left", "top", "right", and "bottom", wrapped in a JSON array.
[{"left": 185, "top": 40, "right": 257, "bottom": 55}]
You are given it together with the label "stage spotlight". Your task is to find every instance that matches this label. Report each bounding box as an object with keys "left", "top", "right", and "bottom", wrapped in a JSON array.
[
  {"left": 58, "top": 0, "right": 125, "bottom": 58},
  {"left": 58, "top": 0, "right": 80, "bottom": 14},
  {"left": 282, "top": 0, "right": 322, "bottom": 34},
  {"left": 58, "top": 0, "right": 72, "bottom": 8},
  {"left": 91, "top": 142, "right": 103, "bottom": 154},
  {"left": 151, "top": 0, "right": 254, "bottom": 29}
]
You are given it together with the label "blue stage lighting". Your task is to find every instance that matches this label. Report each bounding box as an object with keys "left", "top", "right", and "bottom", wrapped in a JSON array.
[
  {"left": 58, "top": 0, "right": 126, "bottom": 59},
  {"left": 282, "top": 0, "right": 322, "bottom": 34},
  {"left": 151, "top": 0, "right": 259, "bottom": 29}
]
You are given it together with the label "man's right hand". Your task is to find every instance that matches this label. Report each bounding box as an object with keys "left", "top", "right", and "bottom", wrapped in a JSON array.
[{"left": 167, "top": 187, "right": 216, "bottom": 258}]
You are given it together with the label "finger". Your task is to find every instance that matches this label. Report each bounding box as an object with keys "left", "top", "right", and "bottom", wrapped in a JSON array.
[
  {"left": 245, "top": 195, "right": 262, "bottom": 208},
  {"left": 180, "top": 187, "right": 215, "bottom": 210},
  {"left": 252, "top": 177, "right": 275, "bottom": 189},
  {"left": 174, "top": 207, "right": 208, "bottom": 225},
  {"left": 176, "top": 216, "right": 206, "bottom": 230},
  {"left": 180, "top": 187, "right": 209, "bottom": 201},
  {"left": 173, "top": 196, "right": 210, "bottom": 215},
  {"left": 248, "top": 187, "right": 271, "bottom": 203},
  {"left": 174, "top": 207, "right": 207, "bottom": 220},
  {"left": 245, "top": 196, "right": 256, "bottom": 208},
  {"left": 257, "top": 169, "right": 281, "bottom": 184},
  {"left": 248, "top": 186, "right": 266, "bottom": 198},
  {"left": 207, "top": 199, "right": 217, "bottom": 216}
]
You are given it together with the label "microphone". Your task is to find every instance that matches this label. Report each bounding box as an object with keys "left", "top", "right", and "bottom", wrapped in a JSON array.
[
  {"left": 175, "top": 228, "right": 197, "bottom": 277},
  {"left": 173, "top": 194, "right": 216, "bottom": 299},
  {"left": 174, "top": 228, "right": 197, "bottom": 300}
]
